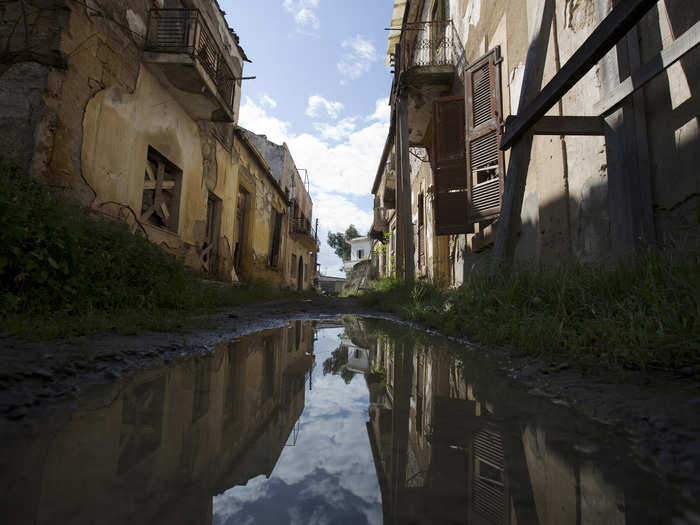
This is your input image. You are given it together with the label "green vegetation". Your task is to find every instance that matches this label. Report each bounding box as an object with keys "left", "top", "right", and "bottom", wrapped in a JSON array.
[
  {"left": 356, "top": 256, "right": 700, "bottom": 369},
  {"left": 0, "top": 165, "right": 296, "bottom": 338},
  {"left": 327, "top": 224, "right": 360, "bottom": 262}
]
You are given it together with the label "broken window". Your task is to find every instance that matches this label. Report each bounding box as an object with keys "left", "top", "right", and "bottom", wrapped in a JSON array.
[
  {"left": 465, "top": 47, "right": 504, "bottom": 224},
  {"left": 141, "top": 147, "right": 182, "bottom": 232}
]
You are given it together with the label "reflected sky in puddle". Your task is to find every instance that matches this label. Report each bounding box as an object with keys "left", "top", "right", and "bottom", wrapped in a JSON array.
[
  {"left": 212, "top": 326, "right": 382, "bottom": 525},
  {"left": 0, "top": 318, "right": 693, "bottom": 524}
]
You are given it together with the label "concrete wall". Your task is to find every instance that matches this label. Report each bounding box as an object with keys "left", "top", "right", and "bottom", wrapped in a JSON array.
[{"left": 386, "top": 0, "right": 699, "bottom": 286}]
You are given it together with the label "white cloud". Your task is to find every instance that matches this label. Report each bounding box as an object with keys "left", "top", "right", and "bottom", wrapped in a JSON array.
[
  {"left": 314, "top": 117, "right": 357, "bottom": 141},
  {"left": 338, "top": 35, "right": 378, "bottom": 81},
  {"left": 305, "top": 95, "right": 344, "bottom": 120},
  {"left": 260, "top": 94, "right": 277, "bottom": 109},
  {"left": 368, "top": 97, "right": 390, "bottom": 122},
  {"left": 238, "top": 96, "right": 291, "bottom": 145},
  {"left": 283, "top": 0, "right": 321, "bottom": 30},
  {"left": 238, "top": 97, "right": 389, "bottom": 277}
]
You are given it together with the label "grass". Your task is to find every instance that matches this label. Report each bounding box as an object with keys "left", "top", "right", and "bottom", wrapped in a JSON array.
[
  {"left": 356, "top": 255, "right": 700, "bottom": 370},
  {"left": 0, "top": 165, "right": 303, "bottom": 339}
]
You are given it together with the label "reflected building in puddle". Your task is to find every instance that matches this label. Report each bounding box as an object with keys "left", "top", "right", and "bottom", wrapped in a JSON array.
[
  {"left": 364, "top": 326, "right": 628, "bottom": 525},
  {"left": 0, "top": 322, "right": 315, "bottom": 525}
]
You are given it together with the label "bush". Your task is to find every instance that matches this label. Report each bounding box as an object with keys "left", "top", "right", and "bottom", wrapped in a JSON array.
[{"left": 0, "top": 165, "right": 286, "bottom": 335}]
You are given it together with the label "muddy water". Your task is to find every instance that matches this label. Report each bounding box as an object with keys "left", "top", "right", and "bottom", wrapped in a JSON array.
[{"left": 0, "top": 318, "right": 693, "bottom": 524}]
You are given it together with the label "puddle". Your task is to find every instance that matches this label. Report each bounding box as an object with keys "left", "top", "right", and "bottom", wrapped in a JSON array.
[{"left": 0, "top": 318, "right": 693, "bottom": 524}]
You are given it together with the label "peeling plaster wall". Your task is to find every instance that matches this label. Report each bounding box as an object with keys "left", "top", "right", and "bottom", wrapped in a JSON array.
[
  {"left": 232, "top": 137, "right": 288, "bottom": 288},
  {"left": 1, "top": 0, "right": 251, "bottom": 282}
]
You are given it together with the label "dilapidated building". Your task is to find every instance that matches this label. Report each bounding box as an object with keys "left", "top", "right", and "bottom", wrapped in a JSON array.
[
  {"left": 371, "top": 0, "right": 699, "bottom": 285},
  {"left": 241, "top": 131, "right": 319, "bottom": 291},
  {"left": 0, "top": 0, "right": 318, "bottom": 289}
]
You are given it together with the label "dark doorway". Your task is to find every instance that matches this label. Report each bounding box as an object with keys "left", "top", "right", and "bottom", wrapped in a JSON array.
[
  {"left": 202, "top": 194, "right": 222, "bottom": 275},
  {"left": 234, "top": 187, "right": 248, "bottom": 273},
  {"left": 297, "top": 256, "right": 304, "bottom": 291}
]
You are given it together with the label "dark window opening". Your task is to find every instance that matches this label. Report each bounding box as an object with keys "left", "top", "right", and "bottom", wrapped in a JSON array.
[{"left": 141, "top": 147, "right": 182, "bottom": 233}]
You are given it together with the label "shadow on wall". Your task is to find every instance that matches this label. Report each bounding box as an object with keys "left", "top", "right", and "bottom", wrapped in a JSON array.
[{"left": 639, "top": 1, "right": 700, "bottom": 250}]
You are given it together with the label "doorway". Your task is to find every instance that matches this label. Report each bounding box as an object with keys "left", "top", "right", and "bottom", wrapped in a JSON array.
[
  {"left": 202, "top": 194, "right": 222, "bottom": 275},
  {"left": 297, "top": 256, "right": 304, "bottom": 291},
  {"left": 234, "top": 187, "right": 248, "bottom": 273}
]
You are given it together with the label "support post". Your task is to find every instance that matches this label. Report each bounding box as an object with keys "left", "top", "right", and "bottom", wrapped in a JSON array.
[
  {"left": 397, "top": 91, "right": 415, "bottom": 283},
  {"left": 492, "top": 0, "right": 556, "bottom": 268}
]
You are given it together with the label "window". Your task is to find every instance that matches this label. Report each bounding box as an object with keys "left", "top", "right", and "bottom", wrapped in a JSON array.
[
  {"left": 291, "top": 254, "right": 297, "bottom": 277},
  {"left": 141, "top": 147, "right": 182, "bottom": 232},
  {"left": 304, "top": 263, "right": 308, "bottom": 281},
  {"left": 357, "top": 249, "right": 365, "bottom": 259},
  {"left": 465, "top": 47, "right": 504, "bottom": 224},
  {"left": 431, "top": 46, "right": 504, "bottom": 233}
]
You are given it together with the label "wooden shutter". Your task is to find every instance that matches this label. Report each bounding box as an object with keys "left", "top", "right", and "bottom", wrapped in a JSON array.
[
  {"left": 432, "top": 96, "right": 473, "bottom": 235},
  {"left": 465, "top": 47, "right": 504, "bottom": 224}
]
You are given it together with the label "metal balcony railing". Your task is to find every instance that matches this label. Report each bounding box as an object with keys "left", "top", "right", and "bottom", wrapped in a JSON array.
[
  {"left": 145, "top": 8, "right": 235, "bottom": 112},
  {"left": 394, "top": 20, "right": 466, "bottom": 76},
  {"left": 290, "top": 216, "right": 312, "bottom": 236}
]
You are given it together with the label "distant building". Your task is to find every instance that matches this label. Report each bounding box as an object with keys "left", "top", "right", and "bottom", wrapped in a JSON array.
[
  {"left": 317, "top": 274, "right": 346, "bottom": 295},
  {"left": 343, "top": 236, "right": 372, "bottom": 274}
]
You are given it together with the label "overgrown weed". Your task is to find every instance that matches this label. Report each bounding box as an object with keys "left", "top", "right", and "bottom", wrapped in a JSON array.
[
  {"left": 356, "top": 255, "right": 699, "bottom": 369},
  {"left": 0, "top": 165, "right": 302, "bottom": 338}
]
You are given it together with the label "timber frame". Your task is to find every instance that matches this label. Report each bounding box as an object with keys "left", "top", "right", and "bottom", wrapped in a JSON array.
[{"left": 493, "top": 0, "right": 700, "bottom": 267}]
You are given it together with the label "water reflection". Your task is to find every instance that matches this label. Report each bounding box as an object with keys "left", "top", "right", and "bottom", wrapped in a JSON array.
[
  {"left": 0, "top": 318, "right": 685, "bottom": 524},
  {"left": 0, "top": 322, "right": 315, "bottom": 525}
]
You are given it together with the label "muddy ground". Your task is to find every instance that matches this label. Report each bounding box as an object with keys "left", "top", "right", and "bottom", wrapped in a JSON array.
[{"left": 1, "top": 296, "right": 699, "bottom": 503}]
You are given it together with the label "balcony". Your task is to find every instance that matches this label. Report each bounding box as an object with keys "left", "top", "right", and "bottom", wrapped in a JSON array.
[
  {"left": 143, "top": 9, "right": 236, "bottom": 122},
  {"left": 393, "top": 20, "right": 465, "bottom": 146},
  {"left": 290, "top": 216, "right": 319, "bottom": 249}
]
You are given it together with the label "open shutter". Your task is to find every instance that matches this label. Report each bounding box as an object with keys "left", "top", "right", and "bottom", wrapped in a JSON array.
[
  {"left": 432, "top": 96, "right": 473, "bottom": 235},
  {"left": 465, "top": 47, "right": 504, "bottom": 223}
]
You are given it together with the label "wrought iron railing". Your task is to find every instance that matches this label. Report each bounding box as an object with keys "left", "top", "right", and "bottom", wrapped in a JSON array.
[
  {"left": 395, "top": 20, "right": 466, "bottom": 75},
  {"left": 290, "top": 216, "right": 313, "bottom": 236},
  {"left": 145, "top": 8, "right": 235, "bottom": 112}
]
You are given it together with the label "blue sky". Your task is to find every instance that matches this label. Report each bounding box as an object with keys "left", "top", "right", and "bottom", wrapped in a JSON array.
[
  {"left": 220, "top": 1, "right": 394, "bottom": 276},
  {"left": 212, "top": 327, "right": 382, "bottom": 524}
]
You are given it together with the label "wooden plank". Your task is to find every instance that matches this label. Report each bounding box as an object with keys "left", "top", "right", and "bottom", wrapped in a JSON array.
[
  {"left": 492, "top": 0, "right": 555, "bottom": 267},
  {"left": 500, "top": 0, "right": 659, "bottom": 151},
  {"left": 505, "top": 115, "right": 605, "bottom": 136},
  {"left": 594, "top": 18, "right": 700, "bottom": 115}
]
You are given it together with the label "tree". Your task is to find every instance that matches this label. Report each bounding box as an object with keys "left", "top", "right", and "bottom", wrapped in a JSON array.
[{"left": 327, "top": 224, "right": 361, "bottom": 261}]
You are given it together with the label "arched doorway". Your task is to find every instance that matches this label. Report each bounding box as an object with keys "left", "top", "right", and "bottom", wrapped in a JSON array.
[{"left": 297, "top": 256, "right": 304, "bottom": 291}]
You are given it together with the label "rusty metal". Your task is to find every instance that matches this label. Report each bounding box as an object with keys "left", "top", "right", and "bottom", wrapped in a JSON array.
[{"left": 145, "top": 8, "right": 235, "bottom": 110}]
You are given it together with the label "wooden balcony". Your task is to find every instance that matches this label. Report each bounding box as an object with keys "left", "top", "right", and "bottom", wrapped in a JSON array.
[{"left": 143, "top": 8, "right": 236, "bottom": 122}]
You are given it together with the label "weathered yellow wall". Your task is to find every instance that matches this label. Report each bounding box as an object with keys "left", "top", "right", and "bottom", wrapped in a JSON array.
[{"left": 81, "top": 66, "right": 241, "bottom": 280}]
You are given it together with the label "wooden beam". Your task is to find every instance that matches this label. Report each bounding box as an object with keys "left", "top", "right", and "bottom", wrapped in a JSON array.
[
  {"left": 492, "top": 0, "right": 555, "bottom": 268},
  {"left": 594, "top": 18, "right": 700, "bottom": 116},
  {"left": 500, "top": 0, "right": 659, "bottom": 151},
  {"left": 506, "top": 115, "right": 605, "bottom": 136}
]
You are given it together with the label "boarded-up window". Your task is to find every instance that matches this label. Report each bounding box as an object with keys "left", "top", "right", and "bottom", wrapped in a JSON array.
[
  {"left": 141, "top": 147, "right": 182, "bottom": 232},
  {"left": 465, "top": 47, "right": 504, "bottom": 224},
  {"left": 432, "top": 96, "right": 473, "bottom": 235}
]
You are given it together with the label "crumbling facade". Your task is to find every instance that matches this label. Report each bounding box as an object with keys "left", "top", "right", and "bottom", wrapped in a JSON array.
[
  {"left": 371, "top": 0, "right": 699, "bottom": 285},
  {"left": 0, "top": 0, "right": 317, "bottom": 289}
]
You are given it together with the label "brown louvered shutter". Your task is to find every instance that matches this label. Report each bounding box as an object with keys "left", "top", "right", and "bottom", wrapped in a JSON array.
[
  {"left": 465, "top": 47, "right": 504, "bottom": 224},
  {"left": 432, "top": 96, "right": 473, "bottom": 235}
]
